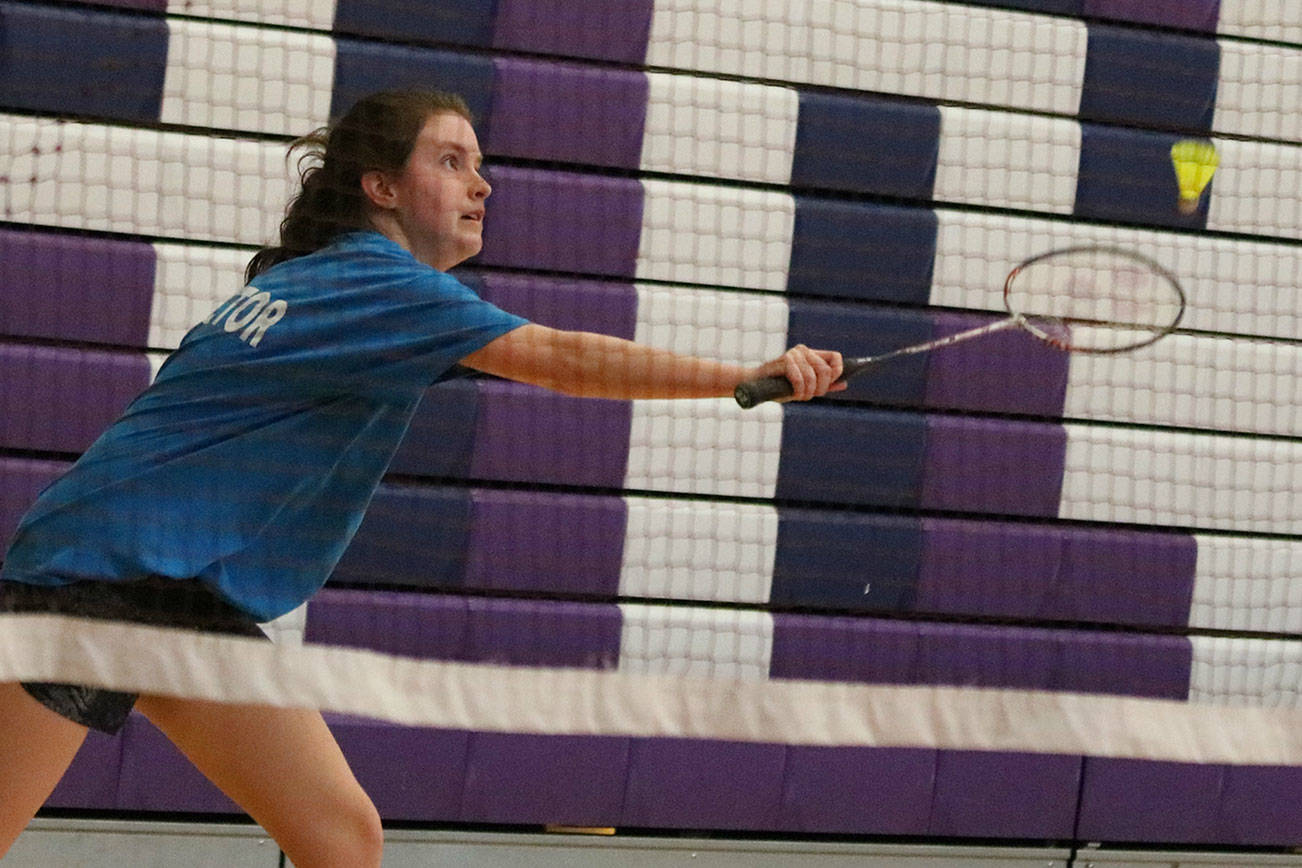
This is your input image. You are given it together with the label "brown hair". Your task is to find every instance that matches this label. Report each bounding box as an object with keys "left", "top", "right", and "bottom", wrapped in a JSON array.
[{"left": 245, "top": 89, "right": 473, "bottom": 282}]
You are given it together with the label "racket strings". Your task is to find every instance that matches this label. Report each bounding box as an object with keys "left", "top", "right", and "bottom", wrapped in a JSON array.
[{"left": 1006, "top": 249, "right": 1185, "bottom": 352}]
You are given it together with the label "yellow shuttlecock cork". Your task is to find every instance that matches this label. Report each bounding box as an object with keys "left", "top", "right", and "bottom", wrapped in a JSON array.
[{"left": 1171, "top": 139, "right": 1219, "bottom": 214}]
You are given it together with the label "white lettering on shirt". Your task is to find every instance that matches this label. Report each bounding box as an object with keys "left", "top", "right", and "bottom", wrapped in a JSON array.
[{"left": 205, "top": 287, "right": 288, "bottom": 348}]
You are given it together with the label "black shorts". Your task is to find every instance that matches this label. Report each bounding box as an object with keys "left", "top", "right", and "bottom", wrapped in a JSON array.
[{"left": 0, "top": 576, "right": 267, "bottom": 734}]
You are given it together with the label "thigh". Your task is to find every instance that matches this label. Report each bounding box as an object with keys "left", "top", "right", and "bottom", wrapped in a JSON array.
[{"left": 134, "top": 694, "right": 382, "bottom": 868}]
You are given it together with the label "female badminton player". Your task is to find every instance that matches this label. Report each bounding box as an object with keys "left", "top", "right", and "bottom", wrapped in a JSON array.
[{"left": 0, "top": 89, "right": 843, "bottom": 866}]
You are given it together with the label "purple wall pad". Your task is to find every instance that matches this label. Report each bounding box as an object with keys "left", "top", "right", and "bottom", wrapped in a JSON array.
[
  {"left": 116, "top": 714, "right": 241, "bottom": 813},
  {"left": 1083, "top": 0, "right": 1220, "bottom": 31},
  {"left": 72, "top": 0, "right": 166, "bottom": 10},
  {"left": 307, "top": 590, "right": 621, "bottom": 668},
  {"left": 464, "top": 597, "right": 620, "bottom": 669},
  {"left": 477, "top": 273, "right": 638, "bottom": 338},
  {"left": 0, "top": 458, "right": 67, "bottom": 549},
  {"left": 1077, "top": 758, "right": 1226, "bottom": 844},
  {"left": 921, "top": 415, "right": 1067, "bottom": 518},
  {"left": 326, "top": 714, "right": 469, "bottom": 822},
  {"left": 917, "top": 518, "right": 1196, "bottom": 628},
  {"left": 387, "top": 377, "right": 477, "bottom": 479},
  {"left": 1219, "top": 766, "right": 1302, "bottom": 845},
  {"left": 772, "top": 614, "right": 1187, "bottom": 698},
  {"left": 306, "top": 588, "right": 471, "bottom": 661},
  {"left": 770, "top": 614, "right": 921, "bottom": 684},
  {"left": 465, "top": 489, "right": 626, "bottom": 595},
  {"left": 477, "top": 167, "right": 643, "bottom": 278},
  {"left": 929, "top": 751, "right": 1082, "bottom": 839},
  {"left": 1056, "top": 528, "right": 1195, "bottom": 627},
  {"left": 779, "top": 746, "right": 935, "bottom": 834},
  {"left": 45, "top": 730, "right": 123, "bottom": 810},
  {"left": 0, "top": 229, "right": 155, "bottom": 346},
  {"left": 622, "top": 739, "right": 786, "bottom": 830},
  {"left": 460, "top": 732, "right": 630, "bottom": 825},
  {"left": 492, "top": 0, "right": 654, "bottom": 64},
  {"left": 488, "top": 59, "right": 649, "bottom": 169},
  {"left": 916, "top": 622, "right": 1060, "bottom": 692},
  {"left": 1054, "top": 629, "right": 1190, "bottom": 700},
  {"left": 330, "top": 483, "right": 472, "bottom": 590},
  {"left": 924, "top": 311, "right": 1069, "bottom": 417},
  {"left": 919, "top": 622, "right": 1189, "bottom": 698},
  {"left": 0, "top": 343, "right": 150, "bottom": 453},
  {"left": 471, "top": 379, "right": 632, "bottom": 488}
]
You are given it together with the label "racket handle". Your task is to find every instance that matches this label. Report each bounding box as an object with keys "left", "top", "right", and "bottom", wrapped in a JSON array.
[{"left": 734, "top": 375, "right": 796, "bottom": 408}]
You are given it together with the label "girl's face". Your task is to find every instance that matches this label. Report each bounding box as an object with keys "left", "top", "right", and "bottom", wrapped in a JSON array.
[{"left": 365, "top": 112, "right": 491, "bottom": 270}]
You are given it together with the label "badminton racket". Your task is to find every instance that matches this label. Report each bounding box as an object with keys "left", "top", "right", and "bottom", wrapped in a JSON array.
[{"left": 735, "top": 245, "right": 1186, "bottom": 409}]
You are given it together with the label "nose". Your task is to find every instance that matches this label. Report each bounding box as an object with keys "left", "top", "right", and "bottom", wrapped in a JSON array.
[{"left": 473, "top": 169, "right": 491, "bottom": 200}]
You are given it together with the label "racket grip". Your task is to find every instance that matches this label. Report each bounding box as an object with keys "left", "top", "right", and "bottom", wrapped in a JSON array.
[{"left": 734, "top": 375, "right": 795, "bottom": 409}]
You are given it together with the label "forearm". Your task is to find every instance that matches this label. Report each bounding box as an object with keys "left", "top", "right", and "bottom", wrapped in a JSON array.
[{"left": 464, "top": 325, "right": 750, "bottom": 400}]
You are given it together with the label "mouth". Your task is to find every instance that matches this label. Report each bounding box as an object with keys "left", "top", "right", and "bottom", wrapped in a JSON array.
[{"left": 461, "top": 211, "right": 484, "bottom": 223}]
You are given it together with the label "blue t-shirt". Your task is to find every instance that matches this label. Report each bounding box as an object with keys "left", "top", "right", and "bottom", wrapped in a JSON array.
[{"left": 1, "top": 232, "right": 527, "bottom": 620}]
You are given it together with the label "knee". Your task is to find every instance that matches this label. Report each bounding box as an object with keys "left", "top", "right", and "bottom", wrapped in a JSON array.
[
  {"left": 282, "top": 793, "right": 383, "bottom": 868},
  {"left": 330, "top": 797, "right": 384, "bottom": 867},
  {"left": 354, "top": 801, "right": 385, "bottom": 863}
]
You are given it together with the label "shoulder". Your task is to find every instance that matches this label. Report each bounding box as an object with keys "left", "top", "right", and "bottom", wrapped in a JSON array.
[
  {"left": 258, "top": 232, "right": 470, "bottom": 296},
  {"left": 310, "top": 231, "right": 421, "bottom": 275}
]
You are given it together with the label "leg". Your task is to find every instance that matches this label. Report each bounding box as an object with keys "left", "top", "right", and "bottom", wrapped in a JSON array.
[
  {"left": 135, "top": 694, "right": 383, "bottom": 868},
  {"left": 0, "top": 681, "right": 89, "bottom": 858}
]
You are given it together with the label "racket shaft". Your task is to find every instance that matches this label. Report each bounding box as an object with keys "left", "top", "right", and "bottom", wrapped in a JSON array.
[
  {"left": 843, "top": 316, "right": 1022, "bottom": 376},
  {"left": 734, "top": 316, "right": 1021, "bottom": 409}
]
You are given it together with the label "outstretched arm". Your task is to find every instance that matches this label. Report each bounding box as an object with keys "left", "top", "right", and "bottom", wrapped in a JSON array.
[{"left": 462, "top": 323, "right": 845, "bottom": 401}]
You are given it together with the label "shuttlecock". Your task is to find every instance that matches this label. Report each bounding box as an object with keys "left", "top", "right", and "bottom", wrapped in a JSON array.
[{"left": 1171, "top": 139, "right": 1219, "bottom": 215}]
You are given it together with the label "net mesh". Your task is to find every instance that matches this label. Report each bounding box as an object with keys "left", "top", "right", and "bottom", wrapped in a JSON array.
[{"left": 2, "top": 0, "right": 1302, "bottom": 839}]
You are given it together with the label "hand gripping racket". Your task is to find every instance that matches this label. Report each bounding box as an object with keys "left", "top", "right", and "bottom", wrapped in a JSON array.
[{"left": 735, "top": 246, "right": 1186, "bottom": 409}]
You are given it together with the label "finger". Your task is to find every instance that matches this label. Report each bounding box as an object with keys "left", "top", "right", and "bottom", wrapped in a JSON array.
[
  {"left": 784, "top": 346, "right": 815, "bottom": 401},
  {"left": 812, "top": 350, "right": 836, "bottom": 395},
  {"left": 823, "top": 350, "right": 844, "bottom": 384},
  {"left": 792, "top": 347, "right": 836, "bottom": 397}
]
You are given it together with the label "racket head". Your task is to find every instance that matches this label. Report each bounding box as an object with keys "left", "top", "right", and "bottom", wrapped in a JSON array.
[{"left": 1003, "top": 246, "right": 1186, "bottom": 353}]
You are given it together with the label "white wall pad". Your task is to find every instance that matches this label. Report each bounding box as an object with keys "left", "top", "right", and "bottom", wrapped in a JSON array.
[
  {"left": 146, "top": 350, "right": 171, "bottom": 384},
  {"left": 161, "top": 18, "right": 336, "bottom": 136},
  {"left": 1062, "top": 333, "right": 1302, "bottom": 437},
  {"left": 933, "top": 107, "right": 1080, "bottom": 213},
  {"left": 1059, "top": 424, "right": 1302, "bottom": 535},
  {"left": 1215, "top": 40, "right": 1302, "bottom": 143},
  {"left": 645, "top": 0, "right": 1088, "bottom": 116},
  {"left": 149, "top": 242, "right": 255, "bottom": 349},
  {"left": 632, "top": 284, "right": 789, "bottom": 367},
  {"left": 626, "top": 399, "right": 783, "bottom": 499},
  {"left": 636, "top": 179, "right": 795, "bottom": 291},
  {"left": 1206, "top": 137, "right": 1302, "bottom": 241},
  {"left": 642, "top": 72, "right": 798, "bottom": 185},
  {"left": 1217, "top": 1, "right": 1302, "bottom": 49},
  {"left": 1190, "top": 535, "right": 1302, "bottom": 633},
  {"left": 167, "top": 0, "right": 339, "bottom": 31},
  {"left": 0, "top": 114, "right": 292, "bottom": 245},
  {"left": 619, "top": 498, "right": 779, "bottom": 604},
  {"left": 261, "top": 602, "right": 308, "bottom": 647},
  {"left": 618, "top": 603, "right": 774, "bottom": 681},
  {"left": 1189, "top": 635, "right": 1302, "bottom": 709},
  {"left": 931, "top": 209, "right": 1302, "bottom": 341}
]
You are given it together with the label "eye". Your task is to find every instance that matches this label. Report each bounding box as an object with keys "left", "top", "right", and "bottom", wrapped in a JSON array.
[{"left": 442, "top": 154, "right": 459, "bottom": 170}]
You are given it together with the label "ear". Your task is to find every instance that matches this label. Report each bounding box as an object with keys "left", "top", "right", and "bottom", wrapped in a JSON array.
[{"left": 360, "top": 169, "right": 399, "bottom": 210}]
